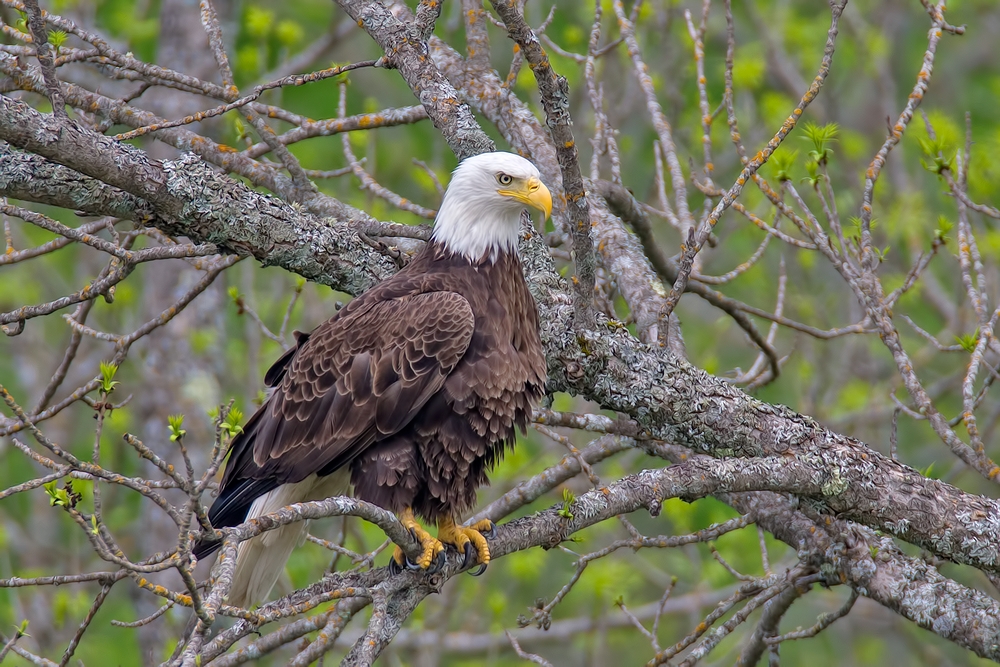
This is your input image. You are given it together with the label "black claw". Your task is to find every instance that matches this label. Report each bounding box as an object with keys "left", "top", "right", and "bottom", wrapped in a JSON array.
[
  {"left": 389, "top": 549, "right": 426, "bottom": 574},
  {"left": 462, "top": 541, "right": 477, "bottom": 570},
  {"left": 481, "top": 521, "right": 497, "bottom": 540},
  {"left": 427, "top": 550, "right": 446, "bottom": 574},
  {"left": 462, "top": 542, "right": 488, "bottom": 575}
]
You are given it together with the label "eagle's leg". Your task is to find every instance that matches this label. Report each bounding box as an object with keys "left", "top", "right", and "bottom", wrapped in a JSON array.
[
  {"left": 391, "top": 507, "right": 444, "bottom": 571},
  {"left": 437, "top": 516, "right": 492, "bottom": 573}
]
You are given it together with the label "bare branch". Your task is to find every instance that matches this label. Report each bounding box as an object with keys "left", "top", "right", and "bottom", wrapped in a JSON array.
[
  {"left": 334, "top": 0, "right": 495, "bottom": 160},
  {"left": 490, "top": 0, "right": 596, "bottom": 329}
]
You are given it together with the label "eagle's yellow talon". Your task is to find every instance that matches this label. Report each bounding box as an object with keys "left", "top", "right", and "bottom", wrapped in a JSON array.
[
  {"left": 392, "top": 508, "right": 444, "bottom": 571},
  {"left": 438, "top": 516, "right": 491, "bottom": 568},
  {"left": 468, "top": 518, "right": 497, "bottom": 539}
]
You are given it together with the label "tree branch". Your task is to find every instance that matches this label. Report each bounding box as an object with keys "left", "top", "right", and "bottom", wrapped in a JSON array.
[
  {"left": 333, "top": 0, "right": 495, "bottom": 160},
  {"left": 490, "top": 0, "right": 596, "bottom": 329}
]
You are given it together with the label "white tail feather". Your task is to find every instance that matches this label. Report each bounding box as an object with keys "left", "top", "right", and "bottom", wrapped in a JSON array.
[{"left": 227, "top": 471, "right": 349, "bottom": 607}]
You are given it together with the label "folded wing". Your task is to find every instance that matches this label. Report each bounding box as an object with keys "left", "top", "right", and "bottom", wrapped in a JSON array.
[{"left": 196, "top": 290, "right": 475, "bottom": 556}]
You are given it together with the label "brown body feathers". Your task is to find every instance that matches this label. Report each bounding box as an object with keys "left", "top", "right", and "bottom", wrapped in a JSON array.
[{"left": 196, "top": 239, "right": 546, "bottom": 558}]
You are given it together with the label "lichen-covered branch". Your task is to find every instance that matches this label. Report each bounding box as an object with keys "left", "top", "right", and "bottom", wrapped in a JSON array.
[
  {"left": 333, "top": 0, "right": 495, "bottom": 161},
  {"left": 490, "top": 0, "right": 596, "bottom": 329}
]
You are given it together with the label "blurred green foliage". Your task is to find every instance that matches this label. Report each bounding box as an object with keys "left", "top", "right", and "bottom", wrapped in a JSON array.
[{"left": 2, "top": 0, "right": 1000, "bottom": 664}]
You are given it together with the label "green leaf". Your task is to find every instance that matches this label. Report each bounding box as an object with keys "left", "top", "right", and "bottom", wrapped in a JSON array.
[
  {"left": 168, "top": 414, "right": 186, "bottom": 442},
  {"left": 222, "top": 406, "right": 244, "bottom": 438},
  {"left": 232, "top": 116, "right": 248, "bottom": 141},
  {"left": 43, "top": 480, "right": 61, "bottom": 506},
  {"left": 955, "top": 330, "right": 979, "bottom": 353},
  {"left": 47, "top": 30, "right": 68, "bottom": 49},
  {"left": 98, "top": 361, "right": 119, "bottom": 394},
  {"left": 770, "top": 149, "right": 798, "bottom": 182},
  {"left": 918, "top": 135, "right": 955, "bottom": 175},
  {"left": 801, "top": 159, "right": 821, "bottom": 187},
  {"left": 934, "top": 216, "right": 953, "bottom": 243},
  {"left": 801, "top": 122, "right": 839, "bottom": 165},
  {"left": 229, "top": 287, "right": 245, "bottom": 314},
  {"left": 44, "top": 480, "right": 79, "bottom": 508},
  {"left": 558, "top": 487, "right": 575, "bottom": 519},
  {"left": 845, "top": 216, "right": 876, "bottom": 240}
]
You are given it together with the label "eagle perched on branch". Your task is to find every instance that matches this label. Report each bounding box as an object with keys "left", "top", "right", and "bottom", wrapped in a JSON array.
[{"left": 195, "top": 152, "right": 551, "bottom": 607}]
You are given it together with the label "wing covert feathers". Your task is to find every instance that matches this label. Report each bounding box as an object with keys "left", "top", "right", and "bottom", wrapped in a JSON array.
[{"left": 209, "top": 291, "right": 475, "bottom": 534}]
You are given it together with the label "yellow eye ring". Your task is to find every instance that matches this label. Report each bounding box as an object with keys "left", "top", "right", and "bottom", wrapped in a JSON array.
[{"left": 497, "top": 173, "right": 513, "bottom": 186}]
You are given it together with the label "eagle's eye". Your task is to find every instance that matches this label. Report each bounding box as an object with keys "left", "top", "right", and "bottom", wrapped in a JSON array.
[{"left": 497, "top": 173, "right": 513, "bottom": 186}]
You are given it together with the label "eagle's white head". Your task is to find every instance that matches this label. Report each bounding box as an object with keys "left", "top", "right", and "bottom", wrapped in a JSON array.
[{"left": 432, "top": 152, "right": 552, "bottom": 261}]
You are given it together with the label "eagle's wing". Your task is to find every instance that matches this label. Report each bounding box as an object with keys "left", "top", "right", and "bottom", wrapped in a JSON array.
[{"left": 205, "top": 291, "right": 475, "bottom": 533}]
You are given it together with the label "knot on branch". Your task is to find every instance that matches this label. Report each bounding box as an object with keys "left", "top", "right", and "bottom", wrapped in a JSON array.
[{"left": 1, "top": 319, "right": 25, "bottom": 336}]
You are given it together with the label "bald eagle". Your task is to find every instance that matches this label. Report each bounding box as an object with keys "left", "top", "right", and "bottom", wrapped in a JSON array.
[{"left": 195, "top": 152, "right": 551, "bottom": 607}]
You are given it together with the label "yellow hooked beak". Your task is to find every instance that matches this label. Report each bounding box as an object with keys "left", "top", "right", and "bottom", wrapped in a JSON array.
[{"left": 499, "top": 177, "right": 552, "bottom": 220}]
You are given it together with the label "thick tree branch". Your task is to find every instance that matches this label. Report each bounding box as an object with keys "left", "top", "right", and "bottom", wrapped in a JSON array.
[
  {"left": 0, "top": 96, "right": 184, "bottom": 216},
  {"left": 490, "top": 0, "right": 596, "bottom": 329},
  {"left": 537, "top": 290, "right": 1000, "bottom": 573},
  {"left": 732, "top": 489, "right": 1000, "bottom": 661},
  {"left": 0, "top": 103, "right": 404, "bottom": 299},
  {"left": 208, "top": 449, "right": 1000, "bottom": 663},
  {"left": 333, "top": 0, "right": 495, "bottom": 160},
  {"left": 0, "top": 144, "right": 156, "bottom": 220},
  {"left": 232, "top": 457, "right": 832, "bottom": 664}
]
